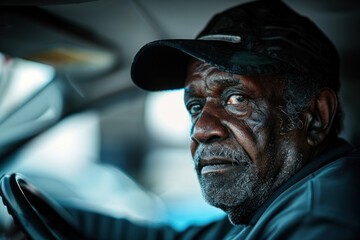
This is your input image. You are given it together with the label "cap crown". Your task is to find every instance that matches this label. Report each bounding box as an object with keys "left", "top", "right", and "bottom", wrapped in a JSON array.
[{"left": 197, "top": 0, "right": 339, "bottom": 91}]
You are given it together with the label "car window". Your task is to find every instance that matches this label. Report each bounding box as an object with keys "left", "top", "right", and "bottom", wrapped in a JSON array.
[{"left": 0, "top": 52, "right": 55, "bottom": 122}]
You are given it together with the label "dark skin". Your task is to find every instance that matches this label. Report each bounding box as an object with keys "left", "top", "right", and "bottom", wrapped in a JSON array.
[{"left": 184, "top": 59, "right": 338, "bottom": 224}]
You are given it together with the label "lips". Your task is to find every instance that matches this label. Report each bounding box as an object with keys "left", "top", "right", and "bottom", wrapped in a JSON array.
[{"left": 198, "top": 158, "right": 239, "bottom": 174}]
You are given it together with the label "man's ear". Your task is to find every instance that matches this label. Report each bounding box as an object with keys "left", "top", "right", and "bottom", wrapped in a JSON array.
[{"left": 304, "top": 88, "right": 338, "bottom": 147}]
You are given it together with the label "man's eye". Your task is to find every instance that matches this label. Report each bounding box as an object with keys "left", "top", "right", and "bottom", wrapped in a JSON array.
[
  {"left": 227, "top": 94, "right": 247, "bottom": 106},
  {"left": 188, "top": 104, "right": 203, "bottom": 115}
]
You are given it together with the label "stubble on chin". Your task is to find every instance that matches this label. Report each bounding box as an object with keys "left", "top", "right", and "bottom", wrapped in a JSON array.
[
  {"left": 194, "top": 142, "right": 274, "bottom": 225},
  {"left": 195, "top": 141, "right": 305, "bottom": 225},
  {"left": 198, "top": 162, "right": 274, "bottom": 225}
]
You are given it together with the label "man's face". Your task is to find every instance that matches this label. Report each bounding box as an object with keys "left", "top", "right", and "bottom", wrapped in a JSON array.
[{"left": 184, "top": 59, "right": 307, "bottom": 224}]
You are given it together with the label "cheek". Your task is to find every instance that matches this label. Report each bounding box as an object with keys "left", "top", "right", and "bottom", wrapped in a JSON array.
[
  {"left": 227, "top": 107, "right": 273, "bottom": 166},
  {"left": 228, "top": 121, "right": 261, "bottom": 162}
]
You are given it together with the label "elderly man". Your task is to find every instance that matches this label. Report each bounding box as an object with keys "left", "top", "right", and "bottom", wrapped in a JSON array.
[
  {"left": 129, "top": 0, "right": 360, "bottom": 239},
  {"left": 3, "top": 0, "right": 360, "bottom": 239}
]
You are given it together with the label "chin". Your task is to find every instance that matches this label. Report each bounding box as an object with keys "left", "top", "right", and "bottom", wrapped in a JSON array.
[
  {"left": 203, "top": 190, "right": 268, "bottom": 225},
  {"left": 199, "top": 152, "right": 305, "bottom": 226},
  {"left": 226, "top": 206, "right": 254, "bottom": 225},
  {"left": 198, "top": 171, "right": 271, "bottom": 225},
  {"left": 198, "top": 164, "right": 276, "bottom": 226}
]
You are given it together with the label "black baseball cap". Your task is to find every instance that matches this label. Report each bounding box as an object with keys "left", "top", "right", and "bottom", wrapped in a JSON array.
[{"left": 131, "top": 0, "right": 339, "bottom": 91}]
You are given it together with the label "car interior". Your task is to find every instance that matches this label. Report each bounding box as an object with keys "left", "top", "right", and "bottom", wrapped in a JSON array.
[{"left": 0, "top": 0, "right": 359, "bottom": 238}]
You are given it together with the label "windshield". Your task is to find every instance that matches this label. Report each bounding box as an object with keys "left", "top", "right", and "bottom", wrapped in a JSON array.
[{"left": 0, "top": 52, "right": 55, "bottom": 122}]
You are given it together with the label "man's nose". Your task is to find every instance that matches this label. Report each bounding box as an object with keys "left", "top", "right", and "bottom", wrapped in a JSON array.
[{"left": 191, "top": 104, "right": 228, "bottom": 143}]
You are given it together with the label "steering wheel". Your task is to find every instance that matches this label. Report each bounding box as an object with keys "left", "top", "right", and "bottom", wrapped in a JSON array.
[{"left": 0, "top": 173, "right": 88, "bottom": 240}]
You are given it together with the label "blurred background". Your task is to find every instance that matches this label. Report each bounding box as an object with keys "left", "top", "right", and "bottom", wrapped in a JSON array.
[{"left": 0, "top": 0, "right": 359, "bottom": 236}]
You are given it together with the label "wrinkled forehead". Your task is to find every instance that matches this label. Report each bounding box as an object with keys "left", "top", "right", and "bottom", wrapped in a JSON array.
[
  {"left": 184, "top": 59, "right": 286, "bottom": 99},
  {"left": 185, "top": 59, "right": 238, "bottom": 91}
]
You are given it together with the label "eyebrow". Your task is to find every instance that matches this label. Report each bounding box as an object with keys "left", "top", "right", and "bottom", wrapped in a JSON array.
[
  {"left": 184, "top": 74, "right": 247, "bottom": 98},
  {"left": 206, "top": 74, "right": 243, "bottom": 89},
  {"left": 184, "top": 77, "right": 245, "bottom": 101}
]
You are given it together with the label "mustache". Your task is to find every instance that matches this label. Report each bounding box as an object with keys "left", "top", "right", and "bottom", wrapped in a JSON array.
[{"left": 194, "top": 143, "right": 252, "bottom": 166}]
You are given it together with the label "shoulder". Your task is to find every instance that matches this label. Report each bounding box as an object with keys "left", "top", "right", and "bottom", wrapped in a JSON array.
[
  {"left": 250, "top": 148, "right": 360, "bottom": 239},
  {"left": 271, "top": 146, "right": 360, "bottom": 216},
  {"left": 309, "top": 148, "right": 360, "bottom": 220}
]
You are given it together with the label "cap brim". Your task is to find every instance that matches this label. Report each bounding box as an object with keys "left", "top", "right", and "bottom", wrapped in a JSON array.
[{"left": 131, "top": 39, "right": 282, "bottom": 91}]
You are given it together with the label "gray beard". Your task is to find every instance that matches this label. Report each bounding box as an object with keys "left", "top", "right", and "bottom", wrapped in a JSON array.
[{"left": 194, "top": 141, "right": 304, "bottom": 225}]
